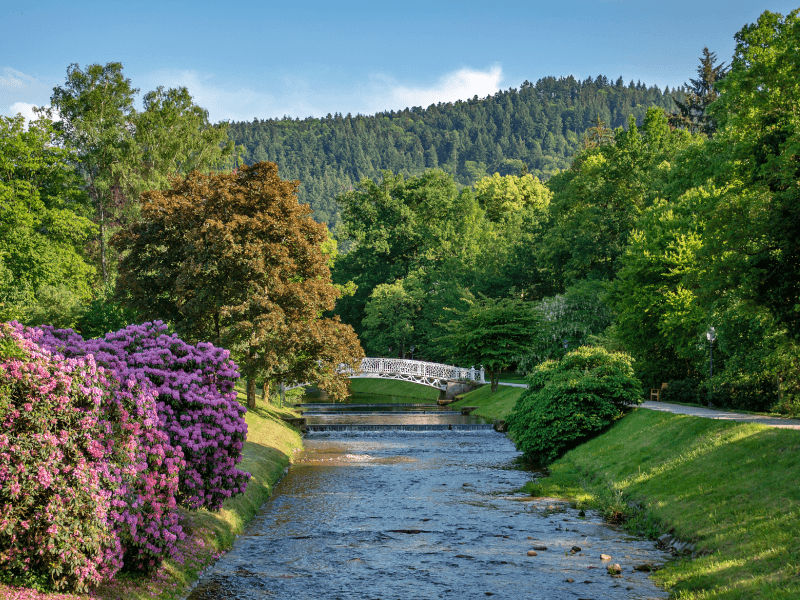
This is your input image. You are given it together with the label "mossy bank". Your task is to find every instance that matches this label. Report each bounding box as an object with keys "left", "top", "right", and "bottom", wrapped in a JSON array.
[
  {"left": 0, "top": 390, "right": 303, "bottom": 600},
  {"left": 454, "top": 384, "right": 800, "bottom": 599}
]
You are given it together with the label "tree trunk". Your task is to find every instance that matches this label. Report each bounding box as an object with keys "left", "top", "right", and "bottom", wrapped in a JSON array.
[
  {"left": 214, "top": 311, "right": 221, "bottom": 346},
  {"left": 99, "top": 207, "right": 108, "bottom": 283},
  {"left": 247, "top": 377, "right": 257, "bottom": 409},
  {"left": 262, "top": 380, "right": 270, "bottom": 404}
]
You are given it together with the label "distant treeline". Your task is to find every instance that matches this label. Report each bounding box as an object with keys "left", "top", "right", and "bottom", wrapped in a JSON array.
[{"left": 227, "top": 75, "right": 682, "bottom": 228}]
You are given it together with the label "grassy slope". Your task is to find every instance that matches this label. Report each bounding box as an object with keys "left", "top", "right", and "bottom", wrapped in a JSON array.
[
  {"left": 1, "top": 390, "right": 303, "bottom": 600},
  {"left": 452, "top": 384, "right": 800, "bottom": 598},
  {"left": 348, "top": 378, "right": 442, "bottom": 400},
  {"left": 449, "top": 384, "right": 525, "bottom": 420},
  {"left": 528, "top": 409, "right": 800, "bottom": 600}
]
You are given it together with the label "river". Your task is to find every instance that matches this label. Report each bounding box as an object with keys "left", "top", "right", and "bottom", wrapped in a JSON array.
[{"left": 186, "top": 392, "right": 670, "bottom": 600}]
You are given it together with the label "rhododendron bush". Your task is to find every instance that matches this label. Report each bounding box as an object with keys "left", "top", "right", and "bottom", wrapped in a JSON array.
[
  {"left": 0, "top": 321, "right": 251, "bottom": 592},
  {"left": 0, "top": 327, "right": 183, "bottom": 592},
  {"left": 21, "top": 321, "right": 250, "bottom": 510}
]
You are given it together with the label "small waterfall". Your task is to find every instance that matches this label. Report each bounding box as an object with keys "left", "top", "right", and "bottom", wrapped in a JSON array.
[{"left": 305, "top": 423, "right": 495, "bottom": 432}]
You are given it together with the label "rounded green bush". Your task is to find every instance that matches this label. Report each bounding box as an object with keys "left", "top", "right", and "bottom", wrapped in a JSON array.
[{"left": 507, "top": 346, "right": 642, "bottom": 464}]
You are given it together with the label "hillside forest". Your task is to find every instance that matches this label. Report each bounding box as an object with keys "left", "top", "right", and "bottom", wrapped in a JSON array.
[{"left": 2, "top": 8, "right": 799, "bottom": 418}]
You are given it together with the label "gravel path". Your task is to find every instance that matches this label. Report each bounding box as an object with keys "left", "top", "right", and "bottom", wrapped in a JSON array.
[{"left": 640, "top": 401, "right": 800, "bottom": 430}]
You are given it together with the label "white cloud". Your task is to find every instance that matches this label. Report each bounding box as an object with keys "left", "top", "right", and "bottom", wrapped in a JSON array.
[
  {"left": 372, "top": 66, "right": 504, "bottom": 112},
  {"left": 139, "top": 70, "right": 323, "bottom": 123},
  {"left": 8, "top": 102, "right": 43, "bottom": 124},
  {"left": 140, "top": 66, "right": 505, "bottom": 123},
  {"left": 1, "top": 67, "right": 55, "bottom": 120}
]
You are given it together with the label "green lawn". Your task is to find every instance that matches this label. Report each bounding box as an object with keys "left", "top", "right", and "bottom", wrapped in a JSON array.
[
  {"left": 348, "top": 377, "right": 442, "bottom": 401},
  {"left": 449, "top": 384, "right": 526, "bottom": 420},
  {"left": 527, "top": 408, "right": 800, "bottom": 600}
]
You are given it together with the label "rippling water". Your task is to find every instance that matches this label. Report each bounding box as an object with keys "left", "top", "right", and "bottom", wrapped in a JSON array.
[{"left": 187, "top": 428, "right": 669, "bottom": 600}]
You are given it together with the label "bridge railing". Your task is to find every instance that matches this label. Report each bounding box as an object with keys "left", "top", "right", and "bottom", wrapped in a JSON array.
[{"left": 346, "top": 357, "right": 486, "bottom": 384}]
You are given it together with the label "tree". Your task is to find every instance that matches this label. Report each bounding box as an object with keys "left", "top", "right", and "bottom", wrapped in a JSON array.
[
  {"left": 473, "top": 171, "right": 551, "bottom": 222},
  {"left": 541, "top": 108, "right": 698, "bottom": 287},
  {"left": 333, "top": 170, "right": 480, "bottom": 334},
  {"left": 437, "top": 296, "right": 540, "bottom": 392},
  {"left": 112, "top": 161, "right": 364, "bottom": 407},
  {"left": 705, "top": 10, "right": 800, "bottom": 341},
  {"left": 361, "top": 279, "right": 421, "bottom": 357},
  {"left": 43, "top": 62, "right": 233, "bottom": 283},
  {"left": 0, "top": 114, "right": 95, "bottom": 326},
  {"left": 669, "top": 48, "right": 728, "bottom": 135}
]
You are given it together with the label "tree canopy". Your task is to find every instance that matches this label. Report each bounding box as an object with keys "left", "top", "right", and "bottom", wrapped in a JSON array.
[{"left": 112, "top": 161, "right": 364, "bottom": 406}]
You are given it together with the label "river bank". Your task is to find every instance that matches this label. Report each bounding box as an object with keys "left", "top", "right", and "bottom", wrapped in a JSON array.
[
  {"left": 0, "top": 389, "right": 303, "bottom": 600},
  {"left": 453, "top": 384, "right": 800, "bottom": 599}
]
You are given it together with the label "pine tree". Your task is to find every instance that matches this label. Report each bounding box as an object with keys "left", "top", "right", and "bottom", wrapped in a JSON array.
[{"left": 669, "top": 47, "right": 729, "bottom": 135}]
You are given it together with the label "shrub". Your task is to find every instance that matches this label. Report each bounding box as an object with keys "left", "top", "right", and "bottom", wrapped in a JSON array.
[
  {"left": 0, "top": 327, "right": 120, "bottom": 591},
  {"left": 661, "top": 378, "right": 700, "bottom": 404},
  {"left": 2, "top": 324, "right": 186, "bottom": 591},
  {"left": 26, "top": 322, "right": 250, "bottom": 511},
  {"left": 506, "top": 346, "right": 642, "bottom": 464}
]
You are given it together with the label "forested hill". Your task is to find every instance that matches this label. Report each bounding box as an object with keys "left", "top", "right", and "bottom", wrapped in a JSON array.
[{"left": 227, "top": 75, "right": 680, "bottom": 228}]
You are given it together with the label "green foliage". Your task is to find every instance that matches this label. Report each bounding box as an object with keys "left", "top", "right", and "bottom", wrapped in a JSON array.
[
  {"left": 228, "top": 76, "right": 678, "bottom": 227},
  {"left": 333, "top": 169, "right": 481, "bottom": 341},
  {"left": 521, "top": 279, "right": 613, "bottom": 369},
  {"left": 0, "top": 114, "right": 96, "bottom": 322},
  {"left": 76, "top": 287, "right": 140, "bottom": 339},
  {"left": 541, "top": 108, "right": 699, "bottom": 287},
  {"left": 507, "top": 347, "right": 642, "bottom": 464},
  {"left": 437, "top": 296, "right": 540, "bottom": 392},
  {"left": 473, "top": 171, "right": 550, "bottom": 222},
  {"left": 45, "top": 62, "right": 234, "bottom": 283},
  {"left": 361, "top": 279, "right": 421, "bottom": 357}
]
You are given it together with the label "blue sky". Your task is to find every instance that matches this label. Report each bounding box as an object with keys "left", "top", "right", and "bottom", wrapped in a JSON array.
[{"left": 2, "top": 1, "right": 796, "bottom": 123}]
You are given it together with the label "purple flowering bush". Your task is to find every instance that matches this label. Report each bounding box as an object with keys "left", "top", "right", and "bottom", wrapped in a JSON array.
[
  {"left": 0, "top": 327, "right": 122, "bottom": 591},
  {"left": 25, "top": 321, "right": 250, "bottom": 511}
]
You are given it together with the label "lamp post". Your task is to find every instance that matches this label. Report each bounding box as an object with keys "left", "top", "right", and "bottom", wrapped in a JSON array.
[
  {"left": 410, "top": 345, "right": 415, "bottom": 360},
  {"left": 706, "top": 326, "right": 717, "bottom": 407},
  {"left": 562, "top": 339, "right": 569, "bottom": 350}
]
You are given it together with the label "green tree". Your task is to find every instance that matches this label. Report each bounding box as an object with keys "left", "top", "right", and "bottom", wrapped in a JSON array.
[
  {"left": 361, "top": 279, "right": 421, "bottom": 357},
  {"left": 669, "top": 47, "right": 728, "bottom": 135},
  {"left": 44, "top": 62, "right": 233, "bottom": 283},
  {"left": 705, "top": 10, "right": 800, "bottom": 341},
  {"left": 541, "top": 107, "right": 698, "bottom": 287},
  {"left": 437, "top": 296, "right": 540, "bottom": 392},
  {"left": 0, "top": 114, "right": 95, "bottom": 326},
  {"left": 473, "top": 172, "right": 551, "bottom": 223},
  {"left": 333, "top": 170, "right": 480, "bottom": 333},
  {"left": 112, "top": 161, "right": 364, "bottom": 407}
]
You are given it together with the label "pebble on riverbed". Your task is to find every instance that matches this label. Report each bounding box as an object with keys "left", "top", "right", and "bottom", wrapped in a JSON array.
[{"left": 526, "top": 550, "right": 537, "bottom": 556}]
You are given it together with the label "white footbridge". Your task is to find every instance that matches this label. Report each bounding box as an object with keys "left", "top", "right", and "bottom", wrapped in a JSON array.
[{"left": 284, "top": 358, "right": 485, "bottom": 392}]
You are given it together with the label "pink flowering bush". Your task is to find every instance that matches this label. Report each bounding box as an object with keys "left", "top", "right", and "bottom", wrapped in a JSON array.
[
  {"left": 25, "top": 321, "right": 250, "bottom": 511},
  {"left": 0, "top": 327, "right": 121, "bottom": 591}
]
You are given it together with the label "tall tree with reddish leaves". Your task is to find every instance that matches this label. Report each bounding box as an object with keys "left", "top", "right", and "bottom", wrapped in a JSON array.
[{"left": 112, "top": 161, "right": 363, "bottom": 407}]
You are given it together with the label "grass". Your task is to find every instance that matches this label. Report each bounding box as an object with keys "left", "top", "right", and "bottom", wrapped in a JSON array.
[
  {"left": 525, "top": 408, "right": 800, "bottom": 600},
  {"left": 0, "top": 386, "right": 303, "bottom": 600},
  {"left": 497, "top": 371, "right": 527, "bottom": 384},
  {"left": 449, "top": 384, "right": 526, "bottom": 420},
  {"left": 347, "top": 377, "right": 442, "bottom": 400}
]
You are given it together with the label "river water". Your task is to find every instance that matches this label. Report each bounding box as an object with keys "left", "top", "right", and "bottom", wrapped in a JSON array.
[{"left": 187, "top": 392, "right": 670, "bottom": 600}]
